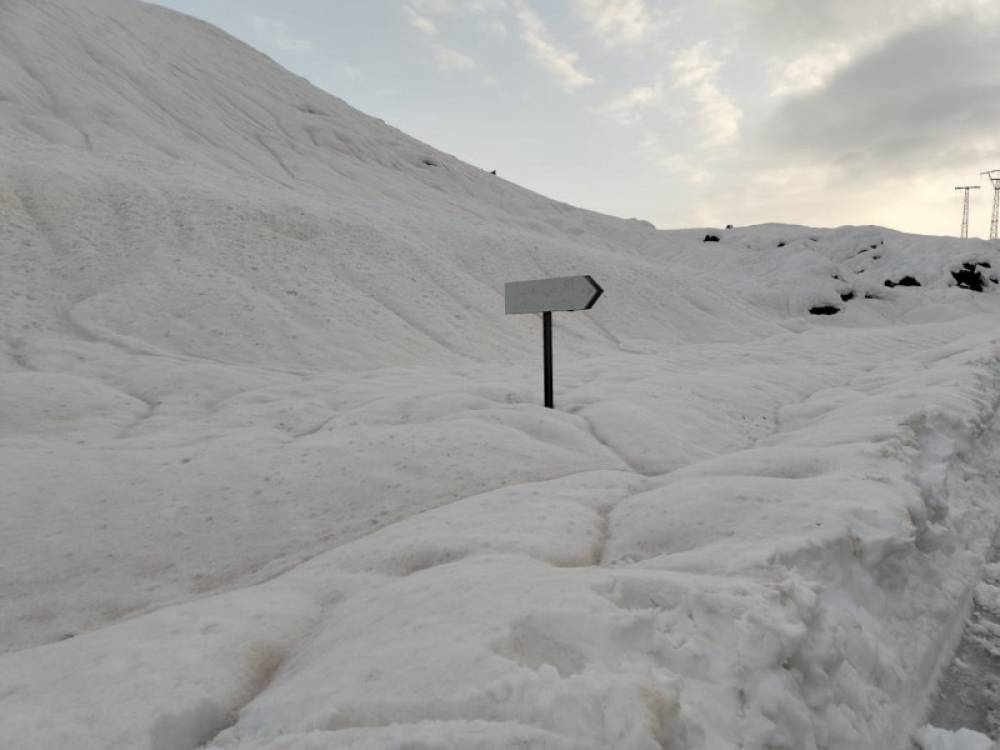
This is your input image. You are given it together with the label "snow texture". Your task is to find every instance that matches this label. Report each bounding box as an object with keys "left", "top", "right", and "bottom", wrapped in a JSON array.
[
  {"left": 3, "top": 1, "right": 1000, "bottom": 749},
  {"left": 914, "top": 726, "right": 996, "bottom": 750}
]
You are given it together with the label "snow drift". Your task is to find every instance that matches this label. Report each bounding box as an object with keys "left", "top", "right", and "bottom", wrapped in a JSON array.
[{"left": 2, "top": 1, "right": 1000, "bottom": 748}]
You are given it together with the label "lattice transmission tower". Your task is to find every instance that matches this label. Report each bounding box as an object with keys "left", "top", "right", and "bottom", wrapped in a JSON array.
[
  {"left": 955, "top": 185, "right": 980, "bottom": 239},
  {"left": 981, "top": 170, "right": 1000, "bottom": 240}
]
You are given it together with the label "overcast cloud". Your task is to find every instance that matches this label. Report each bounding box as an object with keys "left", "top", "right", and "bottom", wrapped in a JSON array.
[
  {"left": 761, "top": 16, "right": 1000, "bottom": 171},
  {"left": 150, "top": 0, "right": 1000, "bottom": 237}
]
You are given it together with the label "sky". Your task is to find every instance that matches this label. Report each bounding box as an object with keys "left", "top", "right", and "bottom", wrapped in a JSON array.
[{"left": 148, "top": 0, "right": 1000, "bottom": 238}]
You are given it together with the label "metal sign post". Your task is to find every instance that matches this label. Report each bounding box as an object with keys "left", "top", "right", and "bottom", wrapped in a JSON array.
[{"left": 505, "top": 275, "right": 603, "bottom": 409}]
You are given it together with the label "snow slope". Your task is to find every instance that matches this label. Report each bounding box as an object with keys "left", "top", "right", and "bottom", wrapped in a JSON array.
[{"left": 3, "top": 1, "right": 1000, "bottom": 748}]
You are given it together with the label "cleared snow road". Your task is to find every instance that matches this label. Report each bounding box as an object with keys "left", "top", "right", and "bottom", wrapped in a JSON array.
[{"left": 922, "top": 526, "right": 1000, "bottom": 742}]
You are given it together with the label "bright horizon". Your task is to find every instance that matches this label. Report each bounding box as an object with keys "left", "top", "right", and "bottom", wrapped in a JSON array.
[{"left": 149, "top": 0, "right": 1000, "bottom": 239}]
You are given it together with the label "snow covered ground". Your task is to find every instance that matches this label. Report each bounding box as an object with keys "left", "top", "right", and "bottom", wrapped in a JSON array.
[{"left": 3, "top": 1, "right": 1000, "bottom": 748}]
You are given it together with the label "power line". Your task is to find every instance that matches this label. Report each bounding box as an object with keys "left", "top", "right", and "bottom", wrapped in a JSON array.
[
  {"left": 981, "top": 170, "right": 1000, "bottom": 240},
  {"left": 955, "top": 185, "right": 980, "bottom": 239}
]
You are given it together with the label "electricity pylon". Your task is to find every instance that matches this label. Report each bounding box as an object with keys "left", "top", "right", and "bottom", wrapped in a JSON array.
[
  {"left": 981, "top": 170, "right": 1000, "bottom": 240},
  {"left": 955, "top": 185, "right": 980, "bottom": 239}
]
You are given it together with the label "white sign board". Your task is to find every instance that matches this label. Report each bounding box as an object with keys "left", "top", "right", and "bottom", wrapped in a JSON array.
[
  {"left": 505, "top": 275, "right": 603, "bottom": 315},
  {"left": 504, "top": 275, "right": 604, "bottom": 408}
]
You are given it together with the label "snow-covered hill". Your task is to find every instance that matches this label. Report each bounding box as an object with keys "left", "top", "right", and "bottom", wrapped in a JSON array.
[{"left": 2, "top": 1, "right": 1000, "bottom": 748}]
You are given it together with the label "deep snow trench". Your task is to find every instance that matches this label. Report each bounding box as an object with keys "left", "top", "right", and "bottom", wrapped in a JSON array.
[
  {"left": 912, "top": 408, "right": 1000, "bottom": 750},
  {"left": 923, "top": 527, "right": 1000, "bottom": 742}
]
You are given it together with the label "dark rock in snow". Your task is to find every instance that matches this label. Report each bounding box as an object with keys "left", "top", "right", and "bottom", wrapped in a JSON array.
[
  {"left": 704, "top": 234, "right": 720, "bottom": 242},
  {"left": 884, "top": 276, "right": 921, "bottom": 288},
  {"left": 953, "top": 264, "right": 986, "bottom": 292},
  {"left": 809, "top": 305, "right": 840, "bottom": 315},
  {"left": 840, "top": 291, "right": 855, "bottom": 302}
]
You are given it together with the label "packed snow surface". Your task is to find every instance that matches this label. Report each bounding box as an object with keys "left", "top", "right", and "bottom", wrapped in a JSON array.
[
  {"left": 3, "top": 1, "right": 1000, "bottom": 748},
  {"left": 914, "top": 726, "right": 996, "bottom": 750}
]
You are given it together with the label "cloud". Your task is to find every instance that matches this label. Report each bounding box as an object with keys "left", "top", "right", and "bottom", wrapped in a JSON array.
[
  {"left": 409, "top": 0, "right": 507, "bottom": 16},
  {"left": 728, "top": 0, "right": 1000, "bottom": 97},
  {"left": 482, "top": 18, "right": 509, "bottom": 36},
  {"left": 342, "top": 64, "right": 362, "bottom": 80},
  {"left": 514, "top": 1, "right": 594, "bottom": 91},
  {"left": 769, "top": 44, "right": 853, "bottom": 96},
  {"left": 595, "top": 83, "right": 713, "bottom": 185},
  {"left": 433, "top": 45, "right": 478, "bottom": 72},
  {"left": 645, "top": 0, "right": 1000, "bottom": 230},
  {"left": 655, "top": 150, "right": 712, "bottom": 185},
  {"left": 402, "top": 4, "right": 480, "bottom": 75},
  {"left": 573, "top": 0, "right": 652, "bottom": 47},
  {"left": 759, "top": 16, "right": 1000, "bottom": 174},
  {"left": 671, "top": 42, "right": 742, "bottom": 149},
  {"left": 600, "top": 84, "right": 660, "bottom": 125},
  {"left": 408, "top": 0, "right": 461, "bottom": 13},
  {"left": 249, "top": 16, "right": 312, "bottom": 53},
  {"left": 407, "top": 9, "right": 438, "bottom": 35}
]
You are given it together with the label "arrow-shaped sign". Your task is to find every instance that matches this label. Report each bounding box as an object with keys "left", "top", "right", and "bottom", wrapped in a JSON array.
[
  {"left": 504, "top": 275, "right": 604, "bottom": 409},
  {"left": 504, "top": 275, "right": 603, "bottom": 315}
]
